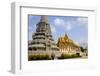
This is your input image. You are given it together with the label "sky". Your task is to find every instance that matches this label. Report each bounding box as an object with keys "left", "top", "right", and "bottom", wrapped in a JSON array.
[{"left": 28, "top": 15, "right": 88, "bottom": 47}]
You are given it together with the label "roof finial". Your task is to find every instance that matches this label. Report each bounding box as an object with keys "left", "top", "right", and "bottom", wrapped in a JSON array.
[
  {"left": 40, "top": 15, "right": 48, "bottom": 23},
  {"left": 65, "top": 32, "right": 68, "bottom": 38}
]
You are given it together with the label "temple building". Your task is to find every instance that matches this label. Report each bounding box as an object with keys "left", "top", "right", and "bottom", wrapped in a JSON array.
[
  {"left": 57, "top": 34, "right": 81, "bottom": 55},
  {"left": 28, "top": 15, "right": 59, "bottom": 56},
  {"left": 28, "top": 15, "right": 82, "bottom": 59}
]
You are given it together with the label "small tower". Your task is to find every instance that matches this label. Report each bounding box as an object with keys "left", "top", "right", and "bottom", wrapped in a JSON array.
[{"left": 40, "top": 15, "right": 48, "bottom": 23}]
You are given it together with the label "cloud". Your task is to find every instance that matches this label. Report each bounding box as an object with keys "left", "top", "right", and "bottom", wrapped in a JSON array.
[
  {"left": 65, "top": 22, "right": 72, "bottom": 31},
  {"left": 29, "top": 24, "right": 36, "bottom": 32},
  {"left": 29, "top": 26, "right": 32, "bottom": 31},
  {"left": 53, "top": 17, "right": 88, "bottom": 33},
  {"left": 77, "top": 37, "right": 88, "bottom": 45},
  {"left": 66, "top": 25, "right": 71, "bottom": 31},
  {"left": 73, "top": 37, "right": 88, "bottom": 47},
  {"left": 54, "top": 18, "right": 65, "bottom": 26},
  {"left": 28, "top": 24, "right": 36, "bottom": 40},
  {"left": 28, "top": 32, "right": 32, "bottom": 40},
  {"left": 50, "top": 25, "right": 56, "bottom": 34},
  {"left": 77, "top": 17, "right": 88, "bottom": 26},
  {"left": 53, "top": 18, "right": 73, "bottom": 31}
]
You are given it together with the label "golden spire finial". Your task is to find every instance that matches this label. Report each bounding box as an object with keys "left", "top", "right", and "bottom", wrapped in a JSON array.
[{"left": 64, "top": 33, "right": 68, "bottom": 39}]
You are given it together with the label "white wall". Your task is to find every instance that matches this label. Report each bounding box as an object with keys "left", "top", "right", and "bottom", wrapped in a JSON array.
[{"left": 0, "top": 0, "right": 100, "bottom": 76}]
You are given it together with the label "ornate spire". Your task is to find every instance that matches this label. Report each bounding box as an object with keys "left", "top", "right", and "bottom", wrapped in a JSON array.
[
  {"left": 40, "top": 15, "right": 48, "bottom": 23},
  {"left": 64, "top": 33, "right": 68, "bottom": 39}
]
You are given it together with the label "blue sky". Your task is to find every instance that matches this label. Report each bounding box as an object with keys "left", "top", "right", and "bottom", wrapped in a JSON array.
[{"left": 28, "top": 15, "right": 88, "bottom": 46}]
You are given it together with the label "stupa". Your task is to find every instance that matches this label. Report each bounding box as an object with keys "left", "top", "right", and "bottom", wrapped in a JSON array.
[{"left": 28, "top": 15, "right": 59, "bottom": 55}]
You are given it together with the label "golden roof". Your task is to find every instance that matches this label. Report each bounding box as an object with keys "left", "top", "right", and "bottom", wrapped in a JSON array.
[{"left": 57, "top": 34, "right": 79, "bottom": 48}]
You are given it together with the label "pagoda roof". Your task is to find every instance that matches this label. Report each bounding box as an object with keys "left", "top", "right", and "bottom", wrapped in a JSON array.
[
  {"left": 29, "top": 44, "right": 45, "bottom": 48},
  {"left": 57, "top": 34, "right": 80, "bottom": 48}
]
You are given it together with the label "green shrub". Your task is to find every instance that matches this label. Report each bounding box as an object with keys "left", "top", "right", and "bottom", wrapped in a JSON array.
[
  {"left": 58, "top": 53, "right": 81, "bottom": 59},
  {"left": 28, "top": 54, "right": 51, "bottom": 60}
]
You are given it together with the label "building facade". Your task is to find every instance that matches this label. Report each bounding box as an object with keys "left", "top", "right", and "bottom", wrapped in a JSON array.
[{"left": 57, "top": 34, "right": 81, "bottom": 55}]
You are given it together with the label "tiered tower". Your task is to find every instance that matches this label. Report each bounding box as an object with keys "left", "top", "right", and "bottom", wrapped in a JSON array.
[{"left": 28, "top": 15, "right": 59, "bottom": 52}]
